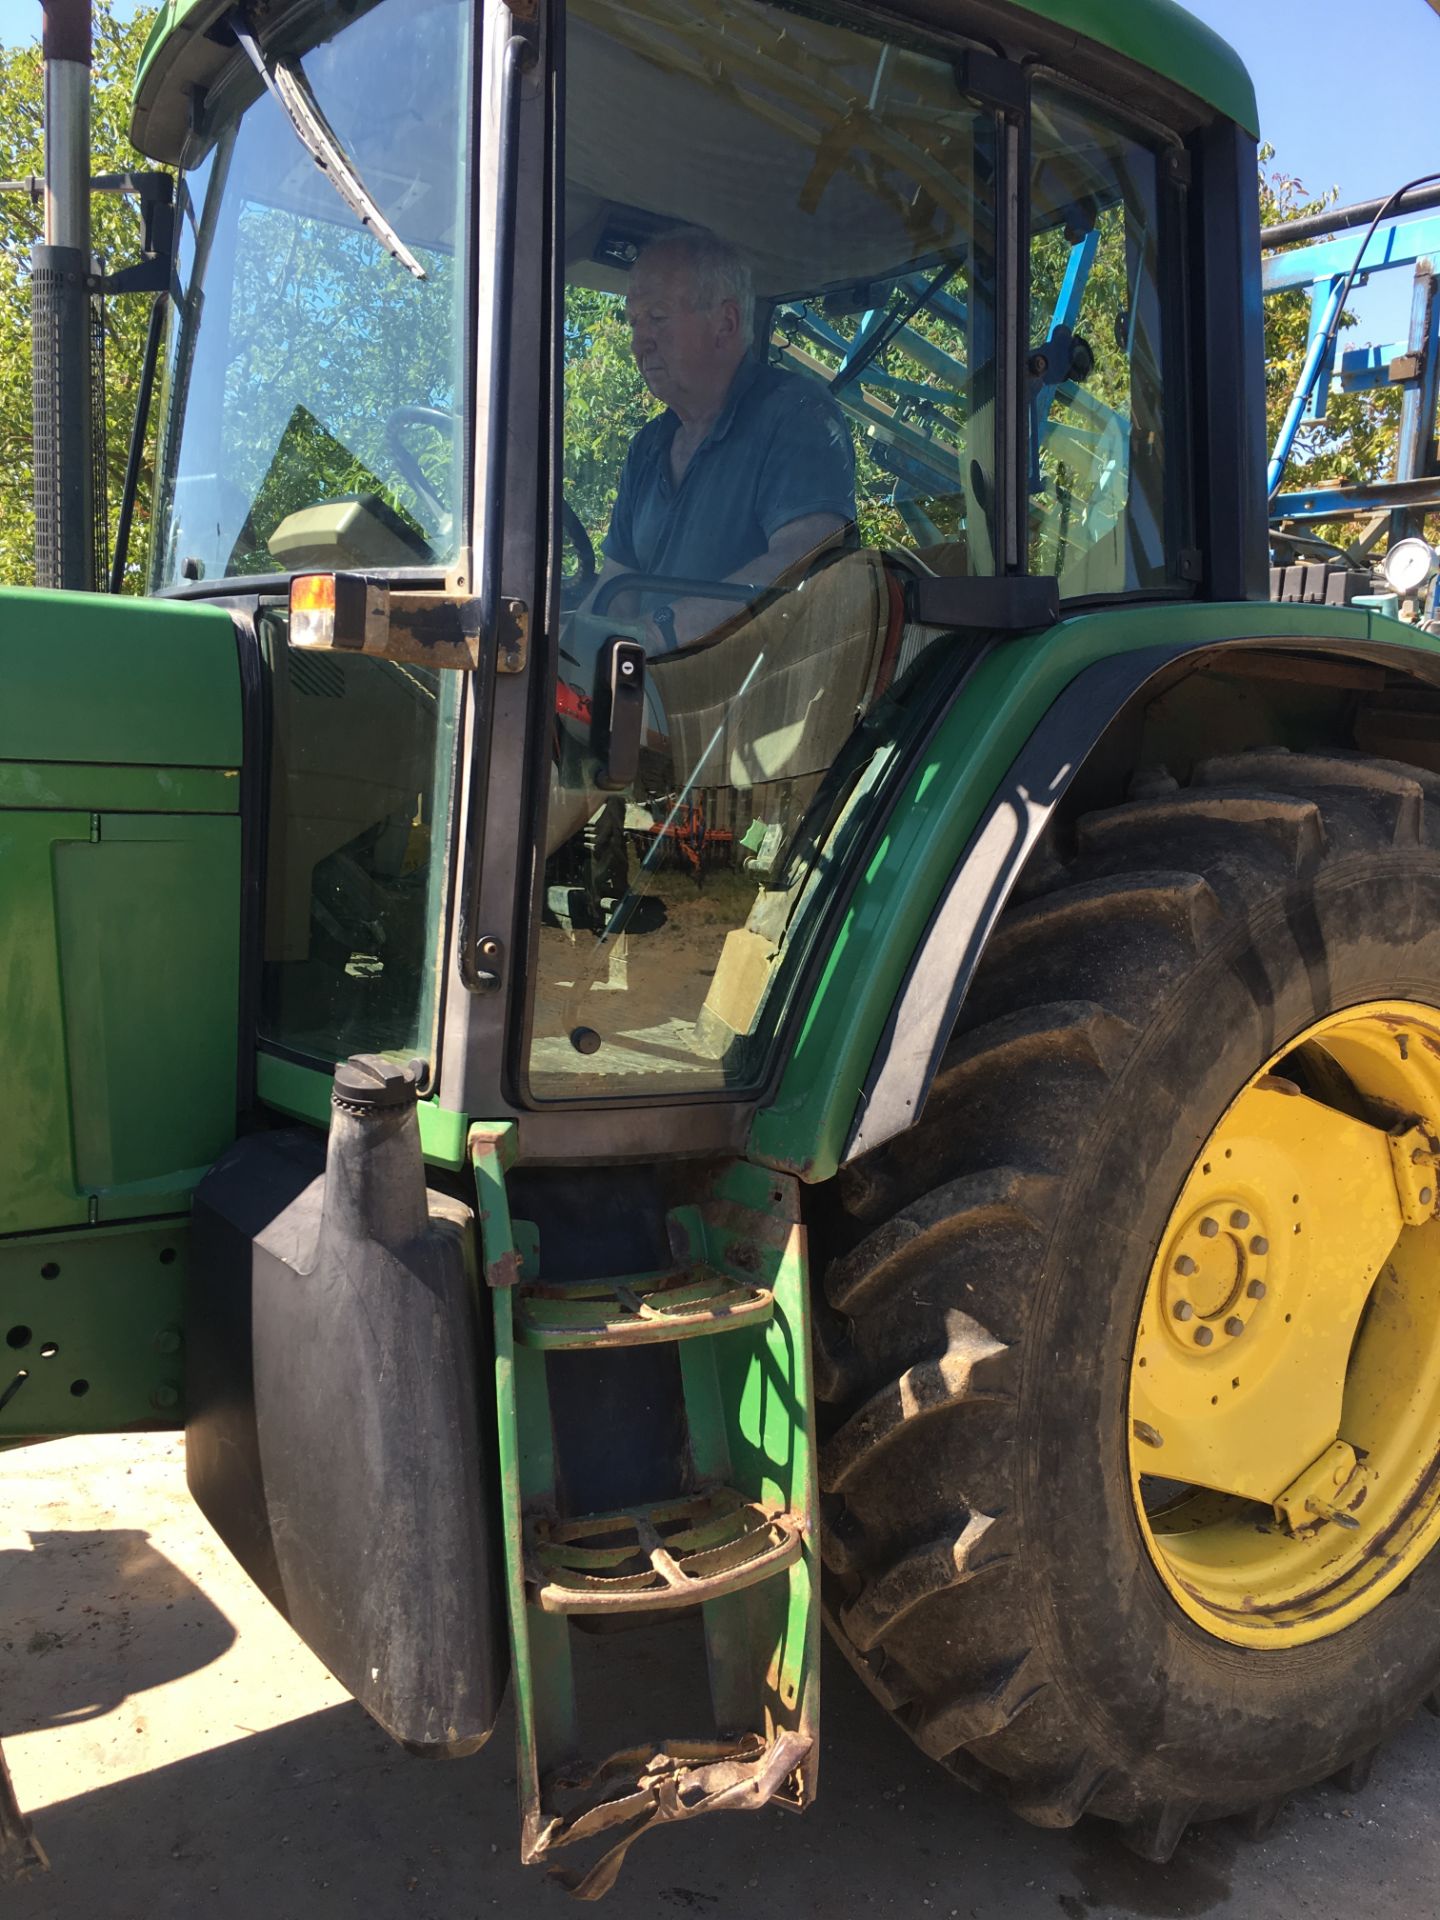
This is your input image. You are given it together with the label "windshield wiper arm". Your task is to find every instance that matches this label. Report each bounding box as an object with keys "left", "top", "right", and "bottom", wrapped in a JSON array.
[{"left": 227, "top": 7, "right": 426, "bottom": 281}]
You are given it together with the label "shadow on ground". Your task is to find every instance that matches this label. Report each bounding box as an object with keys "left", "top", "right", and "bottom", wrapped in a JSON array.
[
  {"left": 0, "top": 1529, "right": 236, "bottom": 1732},
  {"left": 1, "top": 1631, "right": 1278, "bottom": 1920},
  {"left": 6, "top": 1554, "right": 1440, "bottom": 1920}
]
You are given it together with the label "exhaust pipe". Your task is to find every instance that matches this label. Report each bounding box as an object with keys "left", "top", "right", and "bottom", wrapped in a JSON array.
[{"left": 32, "top": 0, "right": 93, "bottom": 591}]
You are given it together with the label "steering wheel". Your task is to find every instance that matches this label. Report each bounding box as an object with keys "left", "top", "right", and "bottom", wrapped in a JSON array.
[
  {"left": 384, "top": 406, "right": 453, "bottom": 529},
  {"left": 562, "top": 498, "right": 597, "bottom": 597}
]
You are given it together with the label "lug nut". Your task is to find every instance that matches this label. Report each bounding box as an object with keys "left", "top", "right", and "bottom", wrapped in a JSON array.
[
  {"left": 1132, "top": 1420, "right": 1164, "bottom": 1449},
  {"left": 1194, "top": 1326, "right": 1215, "bottom": 1348},
  {"left": 1225, "top": 1316, "right": 1246, "bottom": 1337},
  {"left": 1173, "top": 1301, "right": 1195, "bottom": 1322},
  {"left": 1423, "top": 1187, "right": 1435, "bottom": 1207},
  {"left": 1250, "top": 1236, "right": 1269, "bottom": 1255},
  {"left": 1247, "top": 1279, "right": 1267, "bottom": 1300},
  {"left": 1175, "top": 1254, "right": 1199, "bottom": 1277},
  {"left": 1230, "top": 1210, "right": 1250, "bottom": 1230},
  {"left": 1200, "top": 1217, "right": 1219, "bottom": 1238}
]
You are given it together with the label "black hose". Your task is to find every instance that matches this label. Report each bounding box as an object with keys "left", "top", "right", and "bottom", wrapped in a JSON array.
[{"left": 108, "top": 289, "right": 166, "bottom": 594}]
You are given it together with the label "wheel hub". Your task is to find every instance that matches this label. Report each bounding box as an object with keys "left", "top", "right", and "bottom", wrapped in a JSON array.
[
  {"left": 1158, "top": 1200, "right": 1271, "bottom": 1346},
  {"left": 1129, "top": 1002, "right": 1440, "bottom": 1648}
]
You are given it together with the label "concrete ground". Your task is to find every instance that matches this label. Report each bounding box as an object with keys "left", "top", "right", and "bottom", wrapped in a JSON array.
[{"left": 4, "top": 1434, "right": 1439, "bottom": 1920}]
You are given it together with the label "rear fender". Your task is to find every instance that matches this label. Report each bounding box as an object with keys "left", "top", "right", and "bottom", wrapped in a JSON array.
[
  {"left": 746, "top": 601, "right": 1440, "bottom": 1181},
  {"left": 847, "top": 623, "right": 1440, "bottom": 1163}
]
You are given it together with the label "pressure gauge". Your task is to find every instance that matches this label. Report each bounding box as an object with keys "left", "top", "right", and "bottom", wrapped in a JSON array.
[{"left": 1382, "top": 537, "right": 1440, "bottom": 596}]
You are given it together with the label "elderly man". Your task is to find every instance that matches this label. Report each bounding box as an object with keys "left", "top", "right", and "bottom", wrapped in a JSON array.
[{"left": 593, "top": 227, "right": 857, "bottom": 651}]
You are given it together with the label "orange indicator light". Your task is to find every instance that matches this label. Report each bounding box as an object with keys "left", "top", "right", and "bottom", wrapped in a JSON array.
[{"left": 290, "top": 573, "right": 336, "bottom": 614}]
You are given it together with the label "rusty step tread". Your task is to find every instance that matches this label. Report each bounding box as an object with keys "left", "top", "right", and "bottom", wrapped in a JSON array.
[
  {"left": 525, "top": 1486, "right": 804, "bottom": 1614},
  {"left": 513, "top": 1264, "right": 773, "bottom": 1350}
]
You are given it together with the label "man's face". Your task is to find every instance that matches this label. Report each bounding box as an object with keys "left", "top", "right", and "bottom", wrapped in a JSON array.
[{"left": 625, "top": 254, "right": 738, "bottom": 411}]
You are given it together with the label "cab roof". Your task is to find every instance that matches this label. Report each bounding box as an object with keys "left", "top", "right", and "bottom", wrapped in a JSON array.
[{"left": 130, "top": 0, "right": 1258, "bottom": 166}]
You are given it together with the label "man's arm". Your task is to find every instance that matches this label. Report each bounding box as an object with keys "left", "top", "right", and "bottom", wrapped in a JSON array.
[{"left": 649, "top": 510, "right": 847, "bottom": 650}]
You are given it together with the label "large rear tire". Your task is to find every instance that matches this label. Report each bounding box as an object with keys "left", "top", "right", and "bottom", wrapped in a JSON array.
[{"left": 817, "top": 750, "right": 1440, "bottom": 1856}]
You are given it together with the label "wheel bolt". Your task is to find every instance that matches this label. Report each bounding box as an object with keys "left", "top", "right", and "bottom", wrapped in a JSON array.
[
  {"left": 1423, "top": 1187, "right": 1435, "bottom": 1207},
  {"left": 1225, "top": 1316, "right": 1246, "bottom": 1337},
  {"left": 1173, "top": 1300, "right": 1195, "bottom": 1322},
  {"left": 1250, "top": 1236, "right": 1269, "bottom": 1255},
  {"left": 1230, "top": 1210, "right": 1250, "bottom": 1230},
  {"left": 1247, "top": 1279, "right": 1267, "bottom": 1300},
  {"left": 1194, "top": 1326, "right": 1215, "bottom": 1348},
  {"left": 1175, "top": 1254, "right": 1199, "bottom": 1277},
  {"left": 1200, "top": 1217, "right": 1219, "bottom": 1238}
]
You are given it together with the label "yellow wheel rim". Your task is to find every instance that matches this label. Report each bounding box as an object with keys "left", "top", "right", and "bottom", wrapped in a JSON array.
[{"left": 1129, "top": 1001, "right": 1440, "bottom": 1649}]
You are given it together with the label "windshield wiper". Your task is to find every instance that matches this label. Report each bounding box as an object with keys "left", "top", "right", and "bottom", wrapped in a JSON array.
[{"left": 227, "top": 6, "right": 426, "bottom": 281}]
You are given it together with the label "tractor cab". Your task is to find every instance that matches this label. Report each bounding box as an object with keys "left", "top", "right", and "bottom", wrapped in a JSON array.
[{"left": 134, "top": 0, "right": 1210, "bottom": 1120}]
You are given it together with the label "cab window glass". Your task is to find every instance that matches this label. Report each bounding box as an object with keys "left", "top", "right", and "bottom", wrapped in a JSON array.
[
  {"left": 150, "top": 0, "right": 473, "bottom": 588},
  {"left": 1028, "top": 84, "right": 1175, "bottom": 596},
  {"left": 535, "top": 0, "right": 998, "bottom": 1099},
  {"left": 257, "top": 610, "right": 459, "bottom": 1066}
]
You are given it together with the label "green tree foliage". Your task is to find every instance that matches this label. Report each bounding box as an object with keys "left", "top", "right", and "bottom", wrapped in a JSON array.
[
  {"left": 562, "top": 285, "right": 652, "bottom": 556},
  {"left": 0, "top": 1, "right": 162, "bottom": 588},
  {"left": 1259, "top": 145, "right": 1408, "bottom": 549}
]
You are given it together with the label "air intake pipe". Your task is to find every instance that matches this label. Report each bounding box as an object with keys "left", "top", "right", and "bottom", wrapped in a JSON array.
[{"left": 32, "top": 0, "right": 94, "bottom": 591}]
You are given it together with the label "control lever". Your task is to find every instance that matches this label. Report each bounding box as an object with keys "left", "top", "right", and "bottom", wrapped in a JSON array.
[{"left": 595, "top": 637, "right": 647, "bottom": 790}]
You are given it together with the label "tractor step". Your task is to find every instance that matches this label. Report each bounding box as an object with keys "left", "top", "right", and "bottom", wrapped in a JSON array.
[
  {"left": 526, "top": 1487, "right": 803, "bottom": 1613},
  {"left": 535, "top": 1728, "right": 813, "bottom": 1899},
  {"left": 472, "top": 1127, "right": 818, "bottom": 1894},
  {"left": 514, "top": 1266, "right": 774, "bottom": 1348}
]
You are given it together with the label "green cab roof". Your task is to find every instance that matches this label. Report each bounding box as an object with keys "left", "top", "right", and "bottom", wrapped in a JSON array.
[
  {"left": 1011, "top": 0, "right": 1258, "bottom": 136},
  {"left": 131, "top": 0, "right": 1258, "bottom": 163}
]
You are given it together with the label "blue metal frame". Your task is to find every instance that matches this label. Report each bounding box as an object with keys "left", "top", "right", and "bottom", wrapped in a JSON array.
[
  {"left": 1264, "top": 213, "right": 1440, "bottom": 533},
  {"left": 772, "top": 224, "right": 1130, "bottom": 541}
]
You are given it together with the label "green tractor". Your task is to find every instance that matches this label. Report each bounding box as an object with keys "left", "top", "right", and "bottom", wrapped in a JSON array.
[{"left": 8, "top": 0, "right": 1440, "bottom": 1892}]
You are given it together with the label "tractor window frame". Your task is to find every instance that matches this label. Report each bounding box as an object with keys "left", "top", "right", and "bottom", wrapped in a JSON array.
[
  {"left": 508, "top": 0, "right": 1018, "bottom": 1115},
  {"left": 447, "top": 0, "right": 1212, "bottom": 1140},
  {"left": 1024, "top": 71, "right": 1197, "bottom": 607}
]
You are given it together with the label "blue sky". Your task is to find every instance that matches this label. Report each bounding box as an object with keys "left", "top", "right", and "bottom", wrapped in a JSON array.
[{"left": 2, "top": 0, "right": 1435, "bottom": 335}]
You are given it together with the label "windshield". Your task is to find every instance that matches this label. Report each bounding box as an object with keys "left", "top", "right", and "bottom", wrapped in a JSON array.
[{"left": 149, "top": 0, "right": 474, "bottom": 590}]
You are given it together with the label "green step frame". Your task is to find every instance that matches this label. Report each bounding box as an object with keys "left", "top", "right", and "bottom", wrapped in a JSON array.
[{"left": 473, "top": 1125, "right": 819, "bottom": 1897}]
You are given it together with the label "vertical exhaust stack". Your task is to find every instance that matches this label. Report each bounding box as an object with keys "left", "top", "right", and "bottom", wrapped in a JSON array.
[{"left": 32, "top": 0, "right": 93, "bottom": 591}]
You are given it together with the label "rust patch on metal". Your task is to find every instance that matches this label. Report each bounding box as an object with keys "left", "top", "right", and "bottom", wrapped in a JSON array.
[{"left": 487, "top": 1249, "right": 523, "bottom": 1290}]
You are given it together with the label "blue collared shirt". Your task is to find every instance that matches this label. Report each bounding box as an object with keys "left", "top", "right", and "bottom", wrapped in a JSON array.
[{"left": 603, "top": 359, "right": 857, "bottom": 584}]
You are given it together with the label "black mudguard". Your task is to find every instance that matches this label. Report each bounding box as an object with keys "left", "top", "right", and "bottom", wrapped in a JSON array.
[{"left": 186, "top": 1063, "right": 505, "bottom": 1755}]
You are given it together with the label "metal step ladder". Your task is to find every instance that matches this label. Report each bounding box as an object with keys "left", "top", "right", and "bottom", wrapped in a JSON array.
[{"left": 472, "top": 1128, "right": 819, "bottom": 1898}]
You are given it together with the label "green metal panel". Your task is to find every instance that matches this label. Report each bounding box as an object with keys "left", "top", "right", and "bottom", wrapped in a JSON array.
[
  {"left": 0, "top": 588, "right": 241, "bottom": 768},
  {"left": 0, "top": 812, "right": 241, "bottom": 1235},
  {"left": 0, "top": 764, "right": 238, "bottom": 813},
  {"left": 53, "top": 816, "right": 241, "bottom": 1221},
  {"left": 256, "top": 1051, "right": 472, "bottom": 1170},
  {"left": 1, "top": 812, "right": 93, "bottom": 1234},
  {"left": 130, "top": 0, "right": 1255, "bottom": 163},
  {"left": 1012, "top": 0, "right": 1257, "bottom": 135},
  {"left": 0, "top": 1221, "right": 186, "bottom": 1438},
  {"left": 752, "top": 601, "right": 1430, "bottom": 1183}
]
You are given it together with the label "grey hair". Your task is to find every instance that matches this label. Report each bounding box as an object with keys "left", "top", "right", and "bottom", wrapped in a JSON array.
[{"left": 637, "top": 227, "right": 755, "bottom": 348}]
